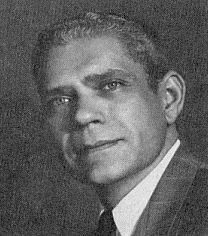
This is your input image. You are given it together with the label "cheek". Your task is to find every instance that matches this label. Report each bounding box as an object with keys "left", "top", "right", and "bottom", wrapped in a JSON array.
[
  {"left": 114, "top": 97, "right": 149, "bottom": 134},
  {"left": 47, "top": 114, "right": 66, "bottom": 146},
  {"left": 47, "top": 108, "right": 74, "bottom": 141},
  {"left": 114, "top": 97, "right": 166, "bottom": 147}
]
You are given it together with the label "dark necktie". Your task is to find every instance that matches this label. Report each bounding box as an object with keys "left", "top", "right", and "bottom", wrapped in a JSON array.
[{"left": 94, "top": 209, "right": 117, "bottom": 236}]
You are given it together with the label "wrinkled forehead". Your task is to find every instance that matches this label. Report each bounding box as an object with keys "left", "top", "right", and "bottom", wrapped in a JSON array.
[
  {"left": 47, "top": 35, "right": 128, "bottom": 64},
  {"left": 45, "top": 35, "right": 144, "bottom": 80}
]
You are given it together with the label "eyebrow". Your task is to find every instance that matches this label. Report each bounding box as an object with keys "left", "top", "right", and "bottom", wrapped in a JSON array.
[
  {"left": 45, "top": 69, "right": 136, "bottom": 96},
  {"left": 45, "top": 86, "right": 75, "bottom": 97},
  {"left": 84, "top": 69, "right": 136, "bottom": 85}
]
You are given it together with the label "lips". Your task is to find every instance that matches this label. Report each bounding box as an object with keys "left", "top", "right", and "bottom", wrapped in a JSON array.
[{"left": 84, "top": 139, "right": 122, "bottom": 153}]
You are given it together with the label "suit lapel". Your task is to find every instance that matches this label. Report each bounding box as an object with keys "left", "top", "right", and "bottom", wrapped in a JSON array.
[
  {"left": 132, "top": 143, "right": 199, "bottom": 236},
  {"left": 168, "top": 168, "right": 208, "bottom": 235}
]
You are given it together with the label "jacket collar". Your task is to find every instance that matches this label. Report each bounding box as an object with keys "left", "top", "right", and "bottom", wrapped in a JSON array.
[{"left": 132, "top": 142, "right": 199, "bottom": 235}]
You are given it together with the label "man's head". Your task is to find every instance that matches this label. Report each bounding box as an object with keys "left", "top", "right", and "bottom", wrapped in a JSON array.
[
  {"left": 32, "top": 12, "right": 171, "bottom": 95},
  {"left": 32, "top": 12, "right": 185, "bottom": 190}
]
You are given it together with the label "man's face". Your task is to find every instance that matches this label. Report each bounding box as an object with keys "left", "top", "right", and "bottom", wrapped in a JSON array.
[{"left": 44, "top": 36, "right": 167, "bottom": 185}]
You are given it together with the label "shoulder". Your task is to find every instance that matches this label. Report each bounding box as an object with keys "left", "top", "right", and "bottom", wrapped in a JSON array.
[
  {"left": 167, "top": 142, "right": 208, "bottom": 234},
  {"left": 169, "top": 164, "right": 208, "bottom": 235},
  {"left": 174, "top": 141, "right": 203, "bottom": 170},
  {"left": 175, "top": 143, "right": 208, "bottom": 210}
]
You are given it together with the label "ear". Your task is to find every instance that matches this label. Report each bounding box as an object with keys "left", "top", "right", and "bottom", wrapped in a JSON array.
[{"left": 158, "top": 71, "right": 186, "bottom": 124}]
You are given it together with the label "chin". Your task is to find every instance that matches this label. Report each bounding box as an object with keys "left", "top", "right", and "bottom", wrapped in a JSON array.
[{"left": 87, "top": 167, "right": 125, "bottom": 186}]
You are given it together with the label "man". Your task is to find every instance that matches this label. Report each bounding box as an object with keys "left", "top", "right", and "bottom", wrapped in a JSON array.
[{"left": 32, "top": 12, "right": 208, "bottom": 236}]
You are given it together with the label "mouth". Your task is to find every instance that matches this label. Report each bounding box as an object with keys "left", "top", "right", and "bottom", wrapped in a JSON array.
[{"left": 84, "top": 139, "right": 123, "bottom": 153}]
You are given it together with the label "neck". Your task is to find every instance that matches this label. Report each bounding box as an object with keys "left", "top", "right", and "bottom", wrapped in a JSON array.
[{"left": 95, "top": 125, "right": 179, "bottom": 209}]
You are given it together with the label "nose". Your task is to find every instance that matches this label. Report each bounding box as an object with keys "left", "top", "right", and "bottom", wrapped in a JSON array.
[{"left": 75, "top": 95, "right": 106, "bottom": 126}]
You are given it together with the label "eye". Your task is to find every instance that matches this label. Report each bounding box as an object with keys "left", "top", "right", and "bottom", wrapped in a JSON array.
[
  {"left": 45, "top": 96, "right": 74, "bottom": 117},
  {"left": 46, "top": 96, "right": 71, "bottom": 109},
  {"left": 103, "top": 81, "right": 122, "bottom": 91}
]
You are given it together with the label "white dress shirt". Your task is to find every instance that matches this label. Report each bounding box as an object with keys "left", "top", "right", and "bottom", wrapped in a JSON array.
[{"left": 112, "top": 139, "right": 180, "bottom": 236}]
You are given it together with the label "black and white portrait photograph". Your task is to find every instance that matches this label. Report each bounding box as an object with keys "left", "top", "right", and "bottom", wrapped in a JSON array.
[{"left": 0, "top": 1, "right": 208, "bottom": 235}]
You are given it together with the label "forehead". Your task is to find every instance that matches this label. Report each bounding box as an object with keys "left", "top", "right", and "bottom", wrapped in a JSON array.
[{"left": 45, "top": 36, "right": 146, "bottom": 89}]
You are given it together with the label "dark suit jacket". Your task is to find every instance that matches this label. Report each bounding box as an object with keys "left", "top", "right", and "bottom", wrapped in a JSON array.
[
  {"left": 131, "top": 143, "right": 208, "bottom": 236},
  {"left": 91, "top": 143, "right": 208, "bottom": 236}
]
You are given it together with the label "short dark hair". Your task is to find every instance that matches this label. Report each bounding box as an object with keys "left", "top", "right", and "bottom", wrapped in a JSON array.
[{"left": 32, "top": 12, "right": 172, "bottom": 94}]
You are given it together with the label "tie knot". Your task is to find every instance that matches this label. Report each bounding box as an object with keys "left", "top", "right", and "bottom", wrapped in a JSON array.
[{"left": 95, "top": 209, "right": 117, "bottom": 236}]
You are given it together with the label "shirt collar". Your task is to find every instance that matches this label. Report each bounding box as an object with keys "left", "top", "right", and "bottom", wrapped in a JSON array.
[{"left": 112, "top": 139, "right": 180, "bottom": 236}]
